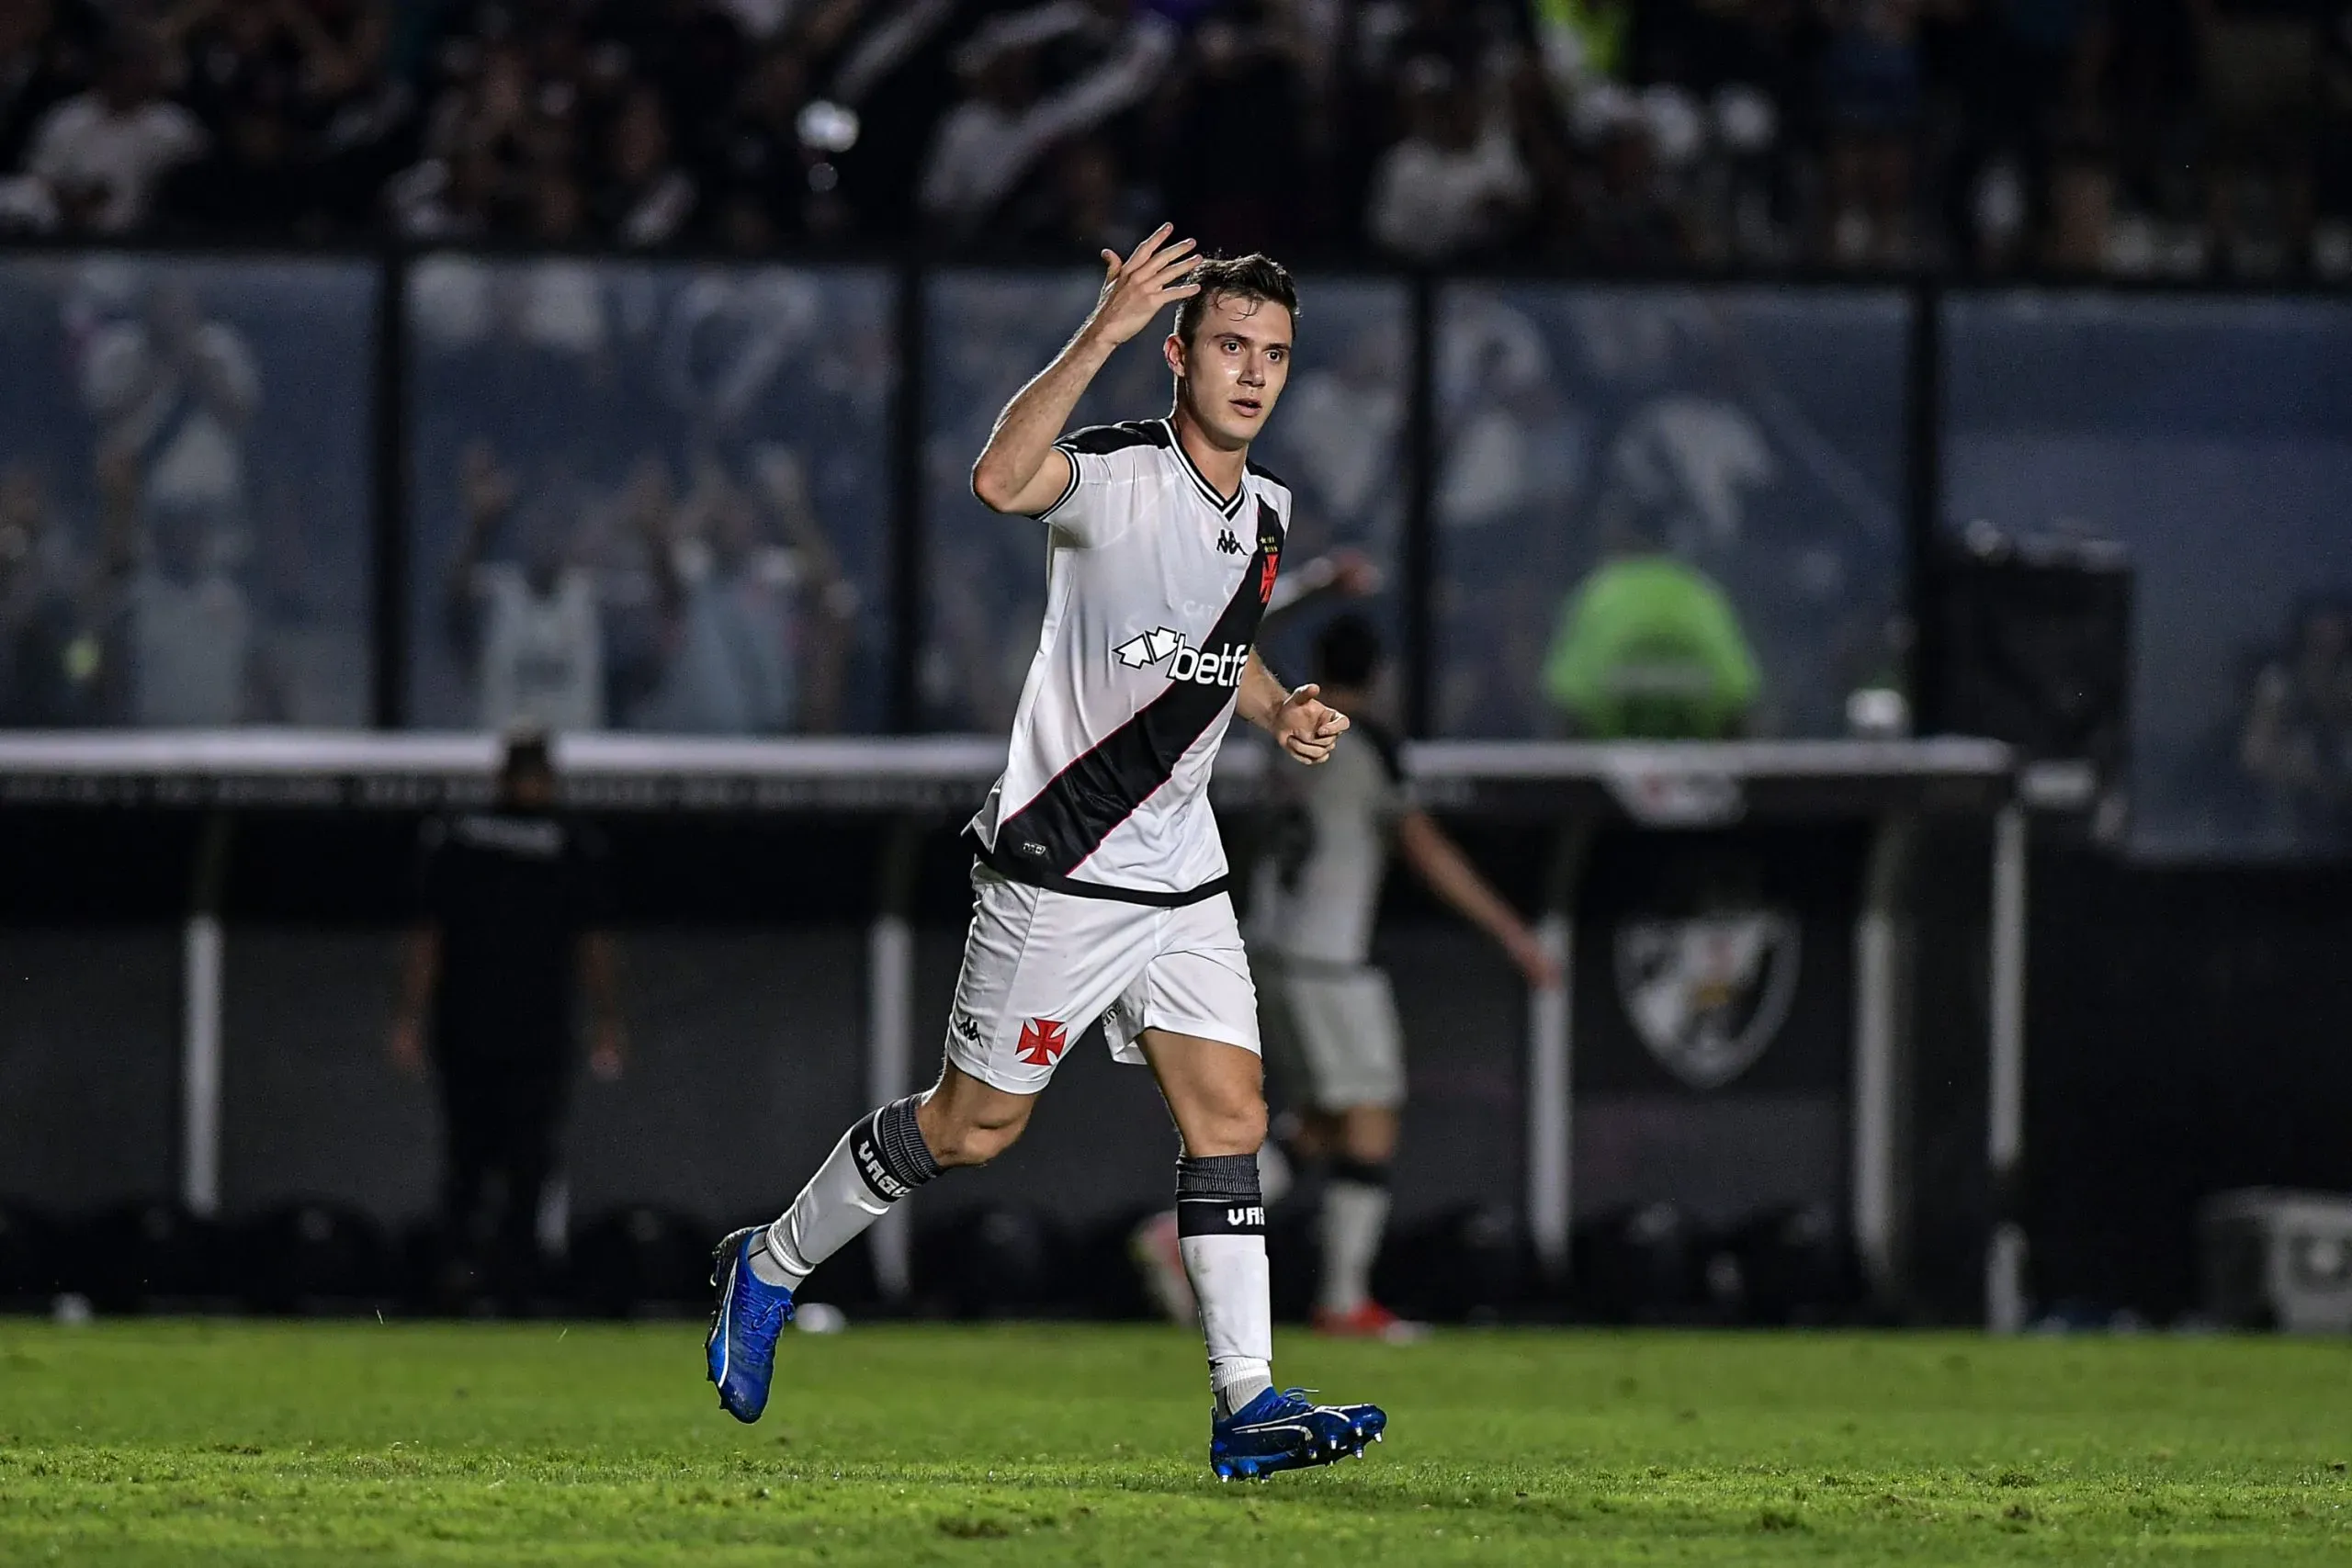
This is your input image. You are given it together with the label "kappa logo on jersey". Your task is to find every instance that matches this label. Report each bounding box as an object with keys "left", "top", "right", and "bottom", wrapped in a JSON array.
[
  {"left": 1014, "top": 1017, "right": 1069, "bottom": 1066},
  {"left": 1216, "top": 528, "right": 1244, "bottom": 555},
  {"left": 1112, "top": 627, "right": 1252, "bottom": 688}
]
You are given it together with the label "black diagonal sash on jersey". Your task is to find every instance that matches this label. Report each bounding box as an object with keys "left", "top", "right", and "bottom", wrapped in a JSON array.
[{"left": 989, "top": 500, "right": 1285, "bottom": 892}]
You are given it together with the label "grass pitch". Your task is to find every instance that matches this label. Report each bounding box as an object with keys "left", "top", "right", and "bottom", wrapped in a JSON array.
[{"left": 0, "top": 1321, "right": 2346, "bottom": 1564}]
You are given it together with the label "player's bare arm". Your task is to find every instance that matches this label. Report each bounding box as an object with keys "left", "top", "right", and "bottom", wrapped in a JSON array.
[
  {"left": 1395, "top": 810, "right": 1561, "bottom": 987},
  {"left": 1240, "top": 649, "right": 1350, "bottom": 765},
  {"left": 969, "top": 223, "right": 1201, "bottom": 516}
]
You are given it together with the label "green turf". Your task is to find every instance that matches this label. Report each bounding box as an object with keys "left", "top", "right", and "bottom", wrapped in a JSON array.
[{"left": 0, "top": 1321, "right": 2346, "bottom": 1564}]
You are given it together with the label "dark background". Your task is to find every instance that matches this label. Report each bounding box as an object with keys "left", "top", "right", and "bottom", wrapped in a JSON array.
[{"left": 4, "top": 802, "right": 2345, "bottom": 1324}]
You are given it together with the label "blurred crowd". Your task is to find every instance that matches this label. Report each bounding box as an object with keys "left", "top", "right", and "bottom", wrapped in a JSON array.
[{"left": 1, "top": 0, "right": 2348, "bottom": 278}]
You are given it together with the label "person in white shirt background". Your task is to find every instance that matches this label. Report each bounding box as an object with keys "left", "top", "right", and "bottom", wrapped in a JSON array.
[
  {"left": 1366, "top": 53, "right": 1533, "bottom": 265},
  {"left": 80, "top": 277, "right": 272, "bottom": 727},
  {"left": 19, "top": 30, "right": 205, "bottom": 236}
]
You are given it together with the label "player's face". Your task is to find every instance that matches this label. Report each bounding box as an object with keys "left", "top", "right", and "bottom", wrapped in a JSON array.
[{"left": 1167, "top": 293, "right": 1293, "bottom": 450}]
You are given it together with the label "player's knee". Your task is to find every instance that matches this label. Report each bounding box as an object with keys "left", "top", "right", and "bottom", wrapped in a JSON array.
[
  {"left": 1189, "top": 1094, "right": 1267, "bottom": 1159},
  {"left": 921, "top": 1094, "right": 1033, "bottom": 1168}
]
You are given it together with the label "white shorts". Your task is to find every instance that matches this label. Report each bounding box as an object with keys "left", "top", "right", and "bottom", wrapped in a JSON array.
[
  {"left": 1259, "top": 956, "right": 1406, "bottom": 1111},
  {"left": 943, "top": 863, "right": 1261, "bottom": 1096}
]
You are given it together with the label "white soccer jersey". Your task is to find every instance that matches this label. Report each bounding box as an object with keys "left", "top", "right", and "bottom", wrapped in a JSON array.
[
  {"left": 967, "top": 418, "right": 1292, "bottom": 902},
  {"left": 1250, "top": 718, "right": 1409, "bottom": 966}
]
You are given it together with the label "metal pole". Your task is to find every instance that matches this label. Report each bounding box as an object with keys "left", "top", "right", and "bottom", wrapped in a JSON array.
[
  {"left": 1985, "top": 802, "right": 2029, "bottom": 1333},
  {"left": 1850, "top": 816, "right": 1910, "bottom": 1303},
  {"left": 1526, "top": 911, "right": 1572, "bottom": 1280},
  {"left": 865, "top": 911, "right": 913, "bottom": 1301},
  {"left": 866, "top": 819, "right": 922, "bottom": 1303},
  {"left": 180, "top": 813, "right": 232, "bottom": 1218},
  {"left": 1527, "top": 820, "right": 1589, "bottom": 1284},
  {"left": 181, "top": 914, "right": 223, "bottom": 1218}
]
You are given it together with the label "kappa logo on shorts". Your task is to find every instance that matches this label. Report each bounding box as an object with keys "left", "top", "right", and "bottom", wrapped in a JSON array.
[
  {"left": 949, "top": 1010, "right": 984, "bottom": 1048},
  {"left": 1014, "top": 1017, "right": 1069, "bottom": 1067}
]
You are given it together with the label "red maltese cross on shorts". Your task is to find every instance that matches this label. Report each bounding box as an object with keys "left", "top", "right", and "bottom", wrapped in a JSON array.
[{"left": 1015, "top": 1017, "right": 1069, "bottom": 1066}]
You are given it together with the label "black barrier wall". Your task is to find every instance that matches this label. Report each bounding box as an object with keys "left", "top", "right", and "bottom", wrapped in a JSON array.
[{"left": 4, "top": 794, "right": 2351, "bottom": 1322}]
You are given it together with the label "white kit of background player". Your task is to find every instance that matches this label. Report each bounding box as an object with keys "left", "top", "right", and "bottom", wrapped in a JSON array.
[{"left": 704, "top": 231, "right": 1387, "bottom": 1480}]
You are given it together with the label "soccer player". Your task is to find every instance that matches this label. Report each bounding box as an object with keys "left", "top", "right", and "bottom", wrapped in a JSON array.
[
  {"left": 706, "top": 231, "right": 1386, "bottom": 1479},
  {"left": 1253, "top": 614, "right": 1560, "bottom": 1339}
]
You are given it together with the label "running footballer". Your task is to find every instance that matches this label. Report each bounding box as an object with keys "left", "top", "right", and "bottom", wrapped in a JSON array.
[{"left": 705, "top": 231, "right": 1386, "bottom": 1479}]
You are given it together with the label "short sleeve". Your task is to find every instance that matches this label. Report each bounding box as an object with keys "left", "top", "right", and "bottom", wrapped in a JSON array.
[{"left": 1034, "top": 443, "right": 1119, "bottom": 546}]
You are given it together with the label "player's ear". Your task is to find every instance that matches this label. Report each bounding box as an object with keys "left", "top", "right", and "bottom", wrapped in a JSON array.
[{"left": 1163, "top": 331, "right": 1185, "bottom": 379}]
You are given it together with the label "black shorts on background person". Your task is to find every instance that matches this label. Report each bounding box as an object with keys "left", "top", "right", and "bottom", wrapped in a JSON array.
[{"left": 391, "top": 728, "right": 625, "bottom": 1312}]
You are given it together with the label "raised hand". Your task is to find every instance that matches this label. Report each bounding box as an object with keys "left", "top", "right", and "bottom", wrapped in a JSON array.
[{"left": 1083, "top": 224, "right": 1201, "bottom": 349}]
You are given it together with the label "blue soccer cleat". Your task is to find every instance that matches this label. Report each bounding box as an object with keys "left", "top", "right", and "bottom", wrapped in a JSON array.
[
  {"left": 1209, "top": 1386, "right": 1387, "bottom": 1480},
  {"left": 706, "top": 1226, "right": 794, "bottom": 1422}
]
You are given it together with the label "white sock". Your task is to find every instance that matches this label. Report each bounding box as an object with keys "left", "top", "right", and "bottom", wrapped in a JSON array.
[
  {"left": 1186, "top": 1231, "right": 1273, "bottom": 1416},
  {"left": 752, "top": 1097, "right": 939, "bottom": 1291},
  {"left": 1175, "top": 1154, "right": 1273, "bottom": 1417},
  {"left": 1317, "top": 1175, "right": 1391, "bottom": 1316}
]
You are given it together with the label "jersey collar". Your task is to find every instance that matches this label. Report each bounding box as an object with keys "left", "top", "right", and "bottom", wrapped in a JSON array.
[{"left": 1159, "top": 418, "right": 1247, "bottom": 521}]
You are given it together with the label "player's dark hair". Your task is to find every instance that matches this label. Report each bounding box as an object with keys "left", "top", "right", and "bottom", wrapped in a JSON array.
[
  {"left": 1174, "top": 254, "right": 1297, "bottom": 349},
  {"left": 1314, "top": 614, "right": 1384, "bottom": 689}
]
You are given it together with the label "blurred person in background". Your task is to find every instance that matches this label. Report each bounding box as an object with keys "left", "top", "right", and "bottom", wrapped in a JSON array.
[
  {"left": 1273, "top": 323, "right": 1405, "bottom": 552},
  {"left": 1365, "top": 53, "right": 1533, "bottom": 264},
  {"left": 80, "top": 277, "right": 275, "bottom": 726},
  {"left": 444, "top": 441, "right": 607, "bottom": 734},
  {"left": 1032, "top": 138, "right": 1154, "bottom": 254},
  {"left": 1553, "top": 81, "right": 1700, "bottom": 265},
  {"left": 392, "top": 726, "right": 625, "bottom": 1311},
  {"left": 0, "top": 0, "right": 102, "bottom": 179},
  {"left": 17, "top": 28, "right": 206, "bottom": 234},
  {"left": 1543, "top": 514, "right": 1761, "bottom": 739},
  {"left": 160, "top": 0, "right": 404, "bottom": 237},
  {"left": 2242, "top": 599, "right": 2352, "bottom": 841},
  {"left": 707, "top": 41, "right": 841, "bottom": 249},
  {"left": 0, "top": 462, "right": 104, "bottom": 727},
  {"left": 1246, "top": 614, "right": 1558, "bottom": 1340},
  {"left": 95, "top": 446, "right": 279, "bottom": 725},
  {"left": 1817, "top": 0, "right": 1928, "bottom": 266},
  {"left": 594, "top": 82, "right": 695, "bottom": 248},
  {"left": 2194, "top": 0, "right": 2324, "bottom": 277},
  {"left": 1157, "top": 2, "right": 1310, "bottom": 253},
  {"left": 623, "top": 450, "right": 854, "bottom": 736},
  {"left": 917, "top": 0, "right": 1176, "bottom": 246}
]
